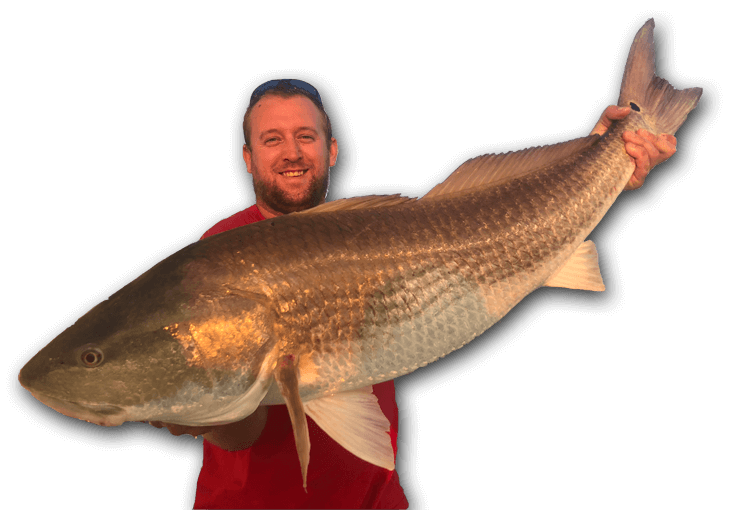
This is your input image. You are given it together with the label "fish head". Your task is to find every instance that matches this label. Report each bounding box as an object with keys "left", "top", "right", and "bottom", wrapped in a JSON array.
[
  {"left": 17, "top": 300, "right": 213, "bottom": 426},
  {"left": 19, "top": 251, "right": 279, "bottom": 427}
]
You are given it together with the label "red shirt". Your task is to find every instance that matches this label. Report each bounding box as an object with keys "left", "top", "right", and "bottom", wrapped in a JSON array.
[{"left": 194, "top": 205, "right": 408, "bottom": 509}]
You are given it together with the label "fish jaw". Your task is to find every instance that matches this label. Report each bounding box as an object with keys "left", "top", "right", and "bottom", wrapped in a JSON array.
[
  {"left": 20, "top": 381, "right": 127, "bottom": 427},
  {"left": 19, "top": 360, "right": 269, "bottom": 428}
]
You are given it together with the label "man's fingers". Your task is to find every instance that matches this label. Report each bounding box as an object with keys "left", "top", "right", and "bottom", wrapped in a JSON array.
[
  {"left": 624, "top": 142, "right": 650, "bottom": 189},
  {"left": 146, "top": 420, "right": 212, "bottom": 437},
  {"left": 626, "top": 143, "right": 651, "bottom": 172},
  {"left": 621, "top": 131, "right": 643, "bottom": 149},
  {"left": 635, "top": 129, "right": 657, "bottom": 143},
  {"left": 627, "top": 130, "right": 677, "bottom": 166},
  {"left": 653, "top": 134, "right": 677, "bottom": 164},
  {"left": 590, "top": 105, "right": 630, "bottom": 136},
  {"left": 622, "top": 130, "right": 678, "bottom": 190},
  {"left": 624, "top": 138, "right": 651, "bottom": 164},
  {"left": 625, "top": 129, "right": 665, "bottom": 162},
  {"left": 164, "top": 424, "right": 187, "bottom": 436},
  {"left": 636, "top": 130, "right": 660, "bottom": 156},
  {"left": 626, "top": 173, "right": 644, "bottom": 190},
  {"left": 608, "top": 105, "right": 631, "bottom": 120}
]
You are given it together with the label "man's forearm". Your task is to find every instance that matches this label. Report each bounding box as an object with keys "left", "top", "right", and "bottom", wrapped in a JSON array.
[{"left": 202, "top": 406, "right": 269, "bottom": 451}]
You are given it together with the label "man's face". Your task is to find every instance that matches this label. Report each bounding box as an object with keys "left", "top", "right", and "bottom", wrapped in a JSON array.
[{"left": 243, "top": 94, "right": 338, "bottom": 217}]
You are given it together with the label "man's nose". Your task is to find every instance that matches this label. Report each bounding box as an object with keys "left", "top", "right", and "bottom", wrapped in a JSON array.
[{"left": 282, "top": 139, "right": 303, "bottom": 160}]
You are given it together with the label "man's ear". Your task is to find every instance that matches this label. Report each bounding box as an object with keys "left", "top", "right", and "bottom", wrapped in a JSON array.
[
  {"left": 243, "top": 144, "right": 253, "bottom": 176},
  {"left": 328, "top": 138, "right": 338, "bottom": 167}
]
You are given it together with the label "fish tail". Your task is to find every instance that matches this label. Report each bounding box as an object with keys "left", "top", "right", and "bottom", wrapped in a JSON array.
[{"left": 618, "top": 19, "right": 702, "bottom": 135}]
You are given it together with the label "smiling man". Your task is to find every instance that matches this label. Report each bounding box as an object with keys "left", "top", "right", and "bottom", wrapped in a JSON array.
[
  {"left": 153, "top": 80, "right": 409, "bottom": 509},
  {"left": 241, "top": 87, "right": 338, "bottom": 217}
]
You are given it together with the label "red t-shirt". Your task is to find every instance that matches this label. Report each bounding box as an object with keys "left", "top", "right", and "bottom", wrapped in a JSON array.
[{"left": 194, "top": 205, "right": 408, "bottom": 509}]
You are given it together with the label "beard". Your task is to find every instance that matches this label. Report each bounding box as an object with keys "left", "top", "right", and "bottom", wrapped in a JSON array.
[{"left": 253, "top": 166, "right": 330, "bottom": 215}]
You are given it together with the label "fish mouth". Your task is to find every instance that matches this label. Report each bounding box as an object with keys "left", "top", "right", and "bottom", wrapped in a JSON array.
[{"left": 24, "top": 386, "right": 126, "bottom": 427}]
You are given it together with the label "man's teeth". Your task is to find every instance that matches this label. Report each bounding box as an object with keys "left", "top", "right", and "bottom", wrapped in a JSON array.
[{"left": 282, "top": 170, "right": 305, "bottom": 177}]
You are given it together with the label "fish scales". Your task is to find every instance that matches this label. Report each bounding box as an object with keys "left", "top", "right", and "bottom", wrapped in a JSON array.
[
  {"left": 19, "top": 19, "right": 702, "bottom": 485},
  {"left": 250, "top": 120, "right": 636, "bottom": 405}
]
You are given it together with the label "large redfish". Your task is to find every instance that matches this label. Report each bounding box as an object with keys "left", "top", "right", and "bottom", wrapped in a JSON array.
[{"left": 19, "top": 19, "right": 701, "bottom": 489}]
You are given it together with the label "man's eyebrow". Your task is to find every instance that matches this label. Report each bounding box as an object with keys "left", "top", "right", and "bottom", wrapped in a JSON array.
[{"left": 258, "top": 126, "right": 320, "bottom": 138}]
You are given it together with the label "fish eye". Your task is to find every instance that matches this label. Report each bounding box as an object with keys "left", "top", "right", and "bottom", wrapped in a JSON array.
[{"left": 78, "top": 345, "right": 104, "bottom": 368}]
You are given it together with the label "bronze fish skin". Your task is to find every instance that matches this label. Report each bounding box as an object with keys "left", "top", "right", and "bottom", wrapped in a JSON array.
[{"left": 18, "top": 19, "right": 701, "bottom": 489}]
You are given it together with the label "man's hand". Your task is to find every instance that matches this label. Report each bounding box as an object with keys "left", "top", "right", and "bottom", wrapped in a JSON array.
[
  {"left": 591, "top": 105, "right": 677, "bottom": 190},
  {"left": 147, "top": 421, "right": 213, "bottom": 438},
  {"left": 146, "top": 406, "right": 269, "bottom": 451}
]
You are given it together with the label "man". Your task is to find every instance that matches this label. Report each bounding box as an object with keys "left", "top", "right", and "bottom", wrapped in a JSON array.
[{"left": 151, "top": 79, "right": 677, "bottom": 508}]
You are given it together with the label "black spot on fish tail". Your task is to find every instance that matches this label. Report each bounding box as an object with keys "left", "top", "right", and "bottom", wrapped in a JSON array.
[{"left": 630, "top": 102, "right": 641, "bottom": 112}]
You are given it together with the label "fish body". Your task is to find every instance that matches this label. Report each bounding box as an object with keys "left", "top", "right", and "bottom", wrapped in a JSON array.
[{"left": 19, "top": 19, "right": 701, "bottom": 487}]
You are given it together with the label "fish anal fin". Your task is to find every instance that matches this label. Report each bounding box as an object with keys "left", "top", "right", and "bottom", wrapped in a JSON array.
[
  {"left": 274, "top": 354, "right": 311, "bottom": 491},
  {"left": 304, "top": 386, "right": 395, "bottom": 471},
  {"left": 545, "top": 240, "right": 605, "bottom": 291}
]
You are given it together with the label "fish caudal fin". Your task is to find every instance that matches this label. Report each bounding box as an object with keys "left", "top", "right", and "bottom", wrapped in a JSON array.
[{"left": 619, "top": 19, "right": 702, "bottom": 136}]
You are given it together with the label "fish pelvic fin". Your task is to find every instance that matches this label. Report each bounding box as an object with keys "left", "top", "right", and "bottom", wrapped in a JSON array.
[
  {"left": 618, "top": 19, "right": 702, "bottom": 135},
  {"left": 303, "top": 386, "right": 395, "bottom": 471},
  {"left": 274, "top": 354, "right": 311, "bottom": 492},
  {"left": 544, "top": 240, "right": 605, "bottom": 291}
]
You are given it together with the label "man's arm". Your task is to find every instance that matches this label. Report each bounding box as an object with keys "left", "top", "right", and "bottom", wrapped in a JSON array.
[
  {"left": 591, "top": 105, "right": 678, "bottom": 190},
  {"left": 148, "top": 406, "right": 268, "bottom": 451}
]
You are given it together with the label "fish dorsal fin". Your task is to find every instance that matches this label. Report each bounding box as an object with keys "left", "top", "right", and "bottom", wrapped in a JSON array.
[
  {"left": 304, "top": 386, "right": 395, "bottom": 471},
  {"left": 422, "top": 135, "right": 600, "bottom": 200},
  {"left": 296, "top": 194, "right": 415, "bottom": 215}
]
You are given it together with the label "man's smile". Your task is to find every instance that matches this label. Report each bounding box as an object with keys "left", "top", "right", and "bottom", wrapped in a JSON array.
[{"left": 280, "top": 169, "right": 307, "bottom": 177}]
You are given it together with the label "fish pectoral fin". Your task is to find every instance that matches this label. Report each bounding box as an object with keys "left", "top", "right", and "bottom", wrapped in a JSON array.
[
  {"left": 274, "top": 354, "right": 311, "bottom": 491},
  {"left": 303, "top": 385, "right": 395, "bottom": 471},
  {"left": 544, "top": 240, "right": 605, "bottom": 291}
]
